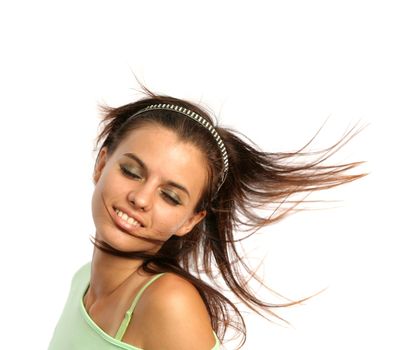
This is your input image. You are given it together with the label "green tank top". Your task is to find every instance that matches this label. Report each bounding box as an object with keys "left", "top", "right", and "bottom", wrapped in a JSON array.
[{"left": 48, "top": 262, "right": 220, "bottom": 350}]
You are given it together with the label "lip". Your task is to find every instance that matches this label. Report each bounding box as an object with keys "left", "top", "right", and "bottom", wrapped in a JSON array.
[{"left": 111, "top": 206, "right": 146, "bottom": 235}]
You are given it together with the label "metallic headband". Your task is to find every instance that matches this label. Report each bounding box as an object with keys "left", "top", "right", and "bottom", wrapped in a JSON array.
[{"left": 128, "top": 103, "right": 229, "bottom": 193}]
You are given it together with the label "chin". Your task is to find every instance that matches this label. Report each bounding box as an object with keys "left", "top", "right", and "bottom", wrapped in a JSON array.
[{"left": 95, "top": 225, "right": 154, "bottom": 254}]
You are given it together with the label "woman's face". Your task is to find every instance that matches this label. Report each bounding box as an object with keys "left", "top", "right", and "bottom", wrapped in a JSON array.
[{"left": 91, "top": 124, "right": 208, "bottom": 253}]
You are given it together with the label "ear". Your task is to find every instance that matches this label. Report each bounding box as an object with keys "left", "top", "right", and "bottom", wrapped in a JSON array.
[
  {"left": 93, "top": 147, "right": 108, "bottom": 185},
  {"left": 175, "top": 210, "right": 207, "bottom": 237}
]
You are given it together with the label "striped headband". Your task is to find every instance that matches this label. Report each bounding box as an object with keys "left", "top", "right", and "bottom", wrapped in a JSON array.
[{"left": 128, "top": 103, "right": 229, "bottom": 193}]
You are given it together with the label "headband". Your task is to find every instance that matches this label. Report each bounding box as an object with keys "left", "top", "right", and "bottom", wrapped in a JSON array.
[{"left": 128, "top": 103, "right": 229, "bottom": 193}]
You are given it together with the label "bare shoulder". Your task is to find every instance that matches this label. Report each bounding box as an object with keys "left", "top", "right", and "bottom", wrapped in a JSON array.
[
  {"left": 139, "top": 272, "right": 217, "bottom": 350},
  {"left": 146, "top": 273, "right": 210, "bottom": 317}
]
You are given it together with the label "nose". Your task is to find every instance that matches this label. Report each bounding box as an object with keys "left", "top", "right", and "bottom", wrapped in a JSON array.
[{"left": 127, "top": 182, "right": 154, "bottom": 212}]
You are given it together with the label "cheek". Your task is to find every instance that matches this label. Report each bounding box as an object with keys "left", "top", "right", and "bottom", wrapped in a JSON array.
[
  {"left": 96, "top": 171, "right": 124, "bottom": 200},
  {"left": 152, "top": 206, "right": 189, "bottom": 233},
  {"left": 91, "top": 175, "right": 119, "bottom": 220},
  {"left": 91, "top": 183, "right": 107, "bottom": 226}
]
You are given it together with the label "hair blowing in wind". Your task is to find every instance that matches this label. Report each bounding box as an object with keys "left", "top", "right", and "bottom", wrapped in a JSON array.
[{"left": 91, "top": 87, "right": 367, "bottom": 349}]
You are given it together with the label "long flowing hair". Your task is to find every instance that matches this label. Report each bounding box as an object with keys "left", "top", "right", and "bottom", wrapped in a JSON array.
[{"left": 91, "top": 88, "right": 367, "bottom": 348}]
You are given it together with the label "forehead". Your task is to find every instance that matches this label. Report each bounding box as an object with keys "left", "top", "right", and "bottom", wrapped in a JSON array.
[{"left": 113, "top": 125, "right": 209, "bottom": 196}]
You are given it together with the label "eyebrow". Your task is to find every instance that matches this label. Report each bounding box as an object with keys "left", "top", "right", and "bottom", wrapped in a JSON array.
[{"left": 122, "top": 153, "right": 191, "bottom": 198}]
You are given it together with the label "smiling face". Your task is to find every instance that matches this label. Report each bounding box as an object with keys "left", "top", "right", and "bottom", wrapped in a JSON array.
[{"left": 91, "top": 124, "right": 208, "bottom": 253}]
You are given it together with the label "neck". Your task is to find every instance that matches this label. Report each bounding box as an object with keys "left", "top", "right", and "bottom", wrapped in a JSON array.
[{"left": 88, "top": 247, "right": 145, "bottom": 299}]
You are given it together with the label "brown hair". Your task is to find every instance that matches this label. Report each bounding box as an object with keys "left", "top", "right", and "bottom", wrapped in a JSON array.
[{"left": 91, "top": 88, "right": 367, "bottom": 349}]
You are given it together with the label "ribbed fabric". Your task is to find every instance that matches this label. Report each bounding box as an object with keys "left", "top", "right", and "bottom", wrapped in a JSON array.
[{"left": 48, "top": 262, "right": 220, "bottom": 350}]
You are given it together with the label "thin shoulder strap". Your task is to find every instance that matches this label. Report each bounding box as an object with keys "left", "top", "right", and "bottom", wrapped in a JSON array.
[{"left": 115, "top": 273, "right": 166, "bottom": 341}]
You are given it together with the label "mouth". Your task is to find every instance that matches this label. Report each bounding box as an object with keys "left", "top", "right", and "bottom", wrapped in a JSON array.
[
  {"left": 112, "top": 206, "right": 145, "bottom": 228},
  {"left": 110, "top": 205, "right": 164, "bottom": 245}
]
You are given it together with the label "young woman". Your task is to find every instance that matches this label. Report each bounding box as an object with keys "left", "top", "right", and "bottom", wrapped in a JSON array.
[{"left": 48, "top": 89, "right": 366, "bottom": 350}]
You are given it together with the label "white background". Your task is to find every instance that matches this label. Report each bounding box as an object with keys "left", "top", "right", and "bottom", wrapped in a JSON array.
[{"left": 0, "top": 1, "right": 400, "bottom": 349}]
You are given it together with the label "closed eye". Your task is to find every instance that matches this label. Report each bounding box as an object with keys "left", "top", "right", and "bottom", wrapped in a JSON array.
[
  {"left": 161, "top": 191, "right": 181, "bottom": 206},
  {"left": 120, "top": 165, "right": 142, "bottom": 180},
  {"left": 120, "top": 165, "right": 182, "bottom": 206}
]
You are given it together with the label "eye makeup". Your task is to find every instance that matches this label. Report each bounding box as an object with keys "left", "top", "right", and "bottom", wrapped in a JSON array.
[
  {"left": 120, "top": 155, "right": 186, "bottom": 206},
  {"left": 122, "top": 152, "right": 191, "bottom": 200},
  {"left": 160, "top": 190, "right": 182, "bottom": 205},
  {"left": 119, "top": 163, "right": 183, "bottom": 206},
  {"left": 120, "top": 164, "right": 143, "bottom": 180}
]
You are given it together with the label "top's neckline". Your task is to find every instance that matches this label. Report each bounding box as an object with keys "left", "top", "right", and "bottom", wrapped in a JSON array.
[{"left": 80, "top": 281, "right": 141, "bottom": 349}]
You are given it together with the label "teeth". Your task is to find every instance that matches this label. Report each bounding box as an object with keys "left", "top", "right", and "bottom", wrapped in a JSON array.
[{"left": 115, "top": 208, "right": 141, "bottom": 227}]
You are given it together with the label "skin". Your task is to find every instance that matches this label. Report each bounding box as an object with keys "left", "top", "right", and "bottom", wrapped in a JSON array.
[{"left": 84, "top": 124, "right": 217, "bottom": 349}]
